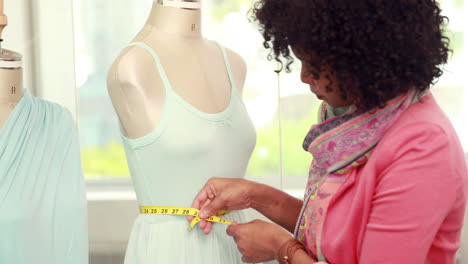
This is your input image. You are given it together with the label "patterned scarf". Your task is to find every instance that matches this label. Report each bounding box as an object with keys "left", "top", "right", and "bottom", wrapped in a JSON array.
[{"left": 294, "top": 89, "right": 425, "bottom": 258}]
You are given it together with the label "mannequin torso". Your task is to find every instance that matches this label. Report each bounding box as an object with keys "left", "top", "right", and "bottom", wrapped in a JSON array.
[
  {"left": 108, "top": 4, "right": 256, "bottom": 263},
  {"left": 107, "top": 2, "right": 247, "bottom": 139},
  {"left": 0, "top": 2, "right": 89, "bottom": 262},
  {"left": 0, "top": 49, "right": 23, "bottom": 130}
]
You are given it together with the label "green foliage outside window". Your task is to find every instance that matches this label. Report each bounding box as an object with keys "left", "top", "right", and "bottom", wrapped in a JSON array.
[
  {"left": 450, "top": 31, "right": 464, "bottom": 54},
  {"left": 452, "top": 0, "right": 464, "bottom": 8},
  {"left": 81, "top": 142, "right": 130, "bottom": 178},
  {"left": 82, "top": 106, "right": 319, "bottom": 179},
  {"left": 247, "top": 107, "right": 318, "bottom": 177},
  {"left": 81, "top": 0, "right": 464, "bottom": 179}
]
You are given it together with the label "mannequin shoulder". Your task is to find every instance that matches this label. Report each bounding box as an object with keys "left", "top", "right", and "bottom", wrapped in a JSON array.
[
  {"left": 106, "top": 45, "right": 162, "bottom": 96},
  {"left": 223, "top": 47, "right": 247, "bottom": 94},
  {"left": 106, "top": 44, "right": 166, "bottom": 138},
  {"left": 224, "top": 47, "right": 247, "bottom": 77}
]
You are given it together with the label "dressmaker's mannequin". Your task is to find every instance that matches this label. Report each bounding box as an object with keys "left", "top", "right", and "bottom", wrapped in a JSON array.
[
  {"left": 0, "top": 2, "right": 88, "bottom": 263},
  {"left": 107, "top": 1, "right": 255, "bottom": 263},
  {"left": 107, "top": 0, "right": 247, "bottom": 139},
  {"left": 0, "top": 61, "right": 23, "bottom": 130},
  {"left": 0, "top": 1, "right": 22, "bottom": 130}
]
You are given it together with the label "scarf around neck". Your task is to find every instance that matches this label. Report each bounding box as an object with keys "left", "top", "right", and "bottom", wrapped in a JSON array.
[{"left": 294, "top": 89, "right": 425, "bottom": 238}]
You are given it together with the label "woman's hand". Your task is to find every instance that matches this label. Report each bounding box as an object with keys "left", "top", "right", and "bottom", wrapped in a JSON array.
[
  {"left": 226, "top": 220, "right": 291, "bottom": 263},
  {"left": 189, "top": 178, "right": 258, "bottom": 234}
]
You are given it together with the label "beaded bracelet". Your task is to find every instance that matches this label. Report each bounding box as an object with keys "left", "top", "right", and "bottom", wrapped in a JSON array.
[{"left": 277, "top": 238, "right": 306, "bottom": 264}]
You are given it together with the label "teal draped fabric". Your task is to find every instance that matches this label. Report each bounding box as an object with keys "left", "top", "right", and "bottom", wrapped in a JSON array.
[{"left": 0, "top": 89, "right": 88, "bottom": 264}]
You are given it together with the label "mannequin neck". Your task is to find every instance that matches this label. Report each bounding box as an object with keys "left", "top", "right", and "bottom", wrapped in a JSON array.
[
  {"left": 0, "top": 68, "right": 23, "bottom": 105},
  {"left": 146, "top": 2, "right": 202, "bottom": 39}
]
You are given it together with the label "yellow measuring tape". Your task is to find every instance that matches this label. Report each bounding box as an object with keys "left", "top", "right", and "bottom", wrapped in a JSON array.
[{"left": 139, "top": 206, "right": 232, "bottom": 230}]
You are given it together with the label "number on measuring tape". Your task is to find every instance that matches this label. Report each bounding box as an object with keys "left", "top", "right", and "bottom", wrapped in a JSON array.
[{"left": 139, "top": 206, "right": 232, "bottom": 226}]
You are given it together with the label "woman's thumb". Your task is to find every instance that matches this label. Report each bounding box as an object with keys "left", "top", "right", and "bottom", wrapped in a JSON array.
[{"left": 199, "top": 199, "right": 224, "bottom": 218}]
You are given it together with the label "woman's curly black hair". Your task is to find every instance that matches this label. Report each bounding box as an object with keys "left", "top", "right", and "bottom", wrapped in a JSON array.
[{"left": 251, "top": 0, "right": 451, "bottom": 110}]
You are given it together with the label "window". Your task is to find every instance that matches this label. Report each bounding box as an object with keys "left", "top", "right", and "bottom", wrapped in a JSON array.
[
  {"left": 4, "top": 1, "right": 467, "bottom": 264},
  {"left": 73, "top": 0, "right": 466, "bottom": 194},
  {"left": 73, "top": 0, "right": 151, "bottom": 179},
  {"left": 73, "top": 0, "right": 317, "bottom": 190}
]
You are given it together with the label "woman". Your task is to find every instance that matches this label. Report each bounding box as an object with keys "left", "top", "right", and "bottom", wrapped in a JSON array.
[{"left": 190, "top": 0, "right": 468, "bottom": 263}]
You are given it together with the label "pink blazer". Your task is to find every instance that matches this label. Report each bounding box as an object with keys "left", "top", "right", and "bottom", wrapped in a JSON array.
[{"left": 319, "top": 93, "right": 468, "bottom": 263}]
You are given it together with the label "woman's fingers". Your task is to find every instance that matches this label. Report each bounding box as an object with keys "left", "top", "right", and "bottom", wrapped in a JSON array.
[
  {"left": 191, "top": 183, "right": 209, "bottom": 210},
  {"left": 226, "top": 221, "right": 239, "bottom": 237},
  {"left": 189, "top": 190, "right": 221, "bottom": 234},
  {"left": 190, "top": 178, "right": 250, "bottom": 233},
  {"left": 202, "top": 221, "right": 214, "bottom": 234},
  {"left": 199, "top": 219, "right": 207, "bottom": 229},
  {"left": 188, "top": 182, "right": 211, "bottom": 223},
  {"left": 198, "top": 198, "right": 213, "bottom": 232},
  {"left": 199, "top": 184, "right": 224, "bottom": 218},
  {"left": 241, "top": 255, "right": 253, "bottom": 263}
]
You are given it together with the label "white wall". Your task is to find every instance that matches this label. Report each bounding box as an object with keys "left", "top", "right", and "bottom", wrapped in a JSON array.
[{"left": 30, "top": 0, "right": 78, "bottom": 118}]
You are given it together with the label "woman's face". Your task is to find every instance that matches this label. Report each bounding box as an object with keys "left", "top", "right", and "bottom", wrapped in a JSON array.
[{"left": 292, "top": 48, "right": 354, "bottom": 108}]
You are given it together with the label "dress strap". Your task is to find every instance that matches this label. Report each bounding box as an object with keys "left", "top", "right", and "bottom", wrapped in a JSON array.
[
  {"left": 213, "top": 42, "right": 237, "bottom": 93},
  {"left": 126, "top": 42, "right": 173, "bottom": 94}
]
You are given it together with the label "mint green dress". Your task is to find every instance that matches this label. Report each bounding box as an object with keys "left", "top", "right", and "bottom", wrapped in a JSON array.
[
  {"left": 120, "top": 42, "right": 257, "bottom": 264},
  {"left": 0, "top": 89, "right": 88, "bottom": 264}
]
